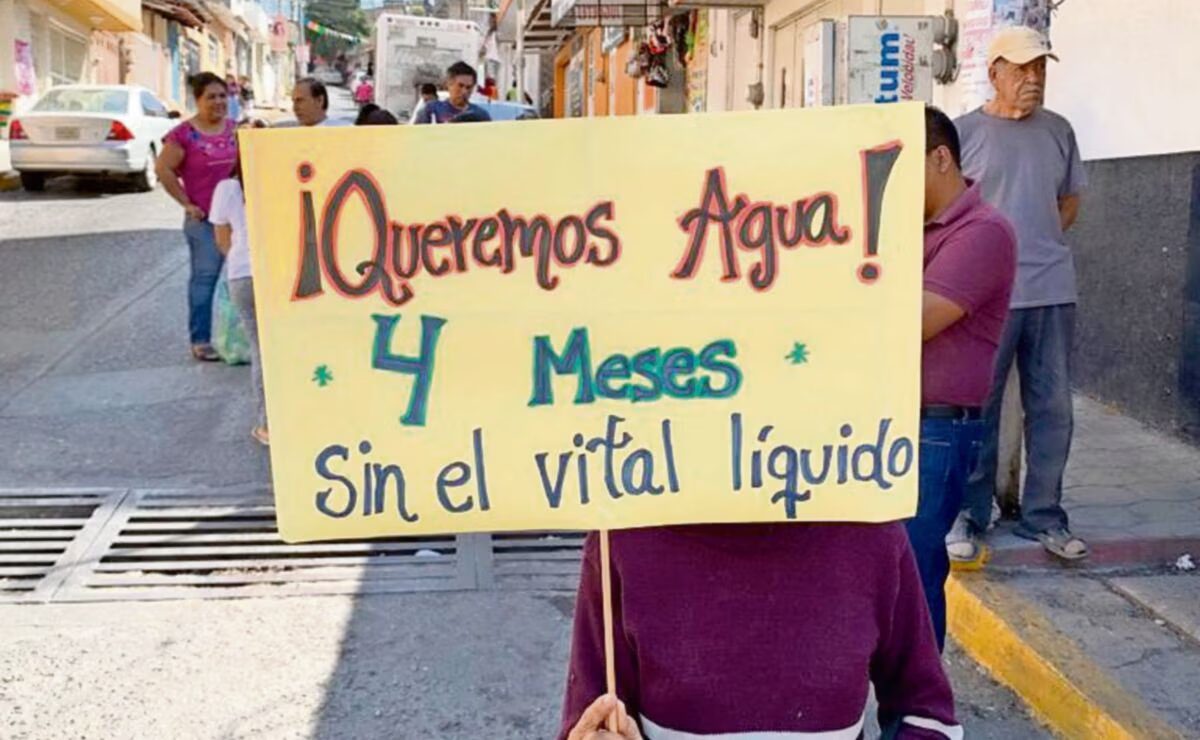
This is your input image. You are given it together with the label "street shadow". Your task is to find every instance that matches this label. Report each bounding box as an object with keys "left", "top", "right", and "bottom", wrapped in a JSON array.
[
  {"left": 308, "top": 585, "right": 575, "bottom": 740},
  {"left": 0, "top": 175, "right": 146, "bottom": 202}
]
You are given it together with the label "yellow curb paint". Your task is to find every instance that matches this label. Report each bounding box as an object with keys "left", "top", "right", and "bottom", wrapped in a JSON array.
[
  {"left": 949, "top": 544, "right": 990, "bottom": 572},
  {"left": 947, "top": 575, "right": 1183, "bottom": 740}
]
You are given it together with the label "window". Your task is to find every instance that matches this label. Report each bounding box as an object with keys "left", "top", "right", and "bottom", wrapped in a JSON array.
[
  {"left": 48, "top": 25, "right": 88, "bottom": 86},
  {"left": 35, "top": 88, "right": 129, "bottom": 113},
  {"left": 141, "top": 90, "right": 169, "bottom": 117},
  {"left": 185, "top": 39, "right": 201, "bottom": 76}
]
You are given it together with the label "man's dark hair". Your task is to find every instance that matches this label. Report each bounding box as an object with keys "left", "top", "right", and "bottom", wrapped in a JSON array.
[
  {"left": 188, "top": 72, "right": 227, "bottom": 101},
  {"left": 446, "top": 61, "right": 478, "bottom": 84},
  {"left": 362, "top": 108, "right": 398, "bottom": 125},
  {"left": 925, "top": 105, "right": 961, "bottom": 170},
  {"left": 297, "top": 77, "right": 329, "bottom": 111},
  {"left": 354, "top": 103, "right": 380, "bottom": 125},
  {"left": 420, "top": 82, "right": 438, "bottom": 97}
]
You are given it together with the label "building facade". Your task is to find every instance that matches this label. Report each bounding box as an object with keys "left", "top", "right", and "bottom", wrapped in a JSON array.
[{"left": 497, "top": 0, "right": 1200, "bottom": 441}]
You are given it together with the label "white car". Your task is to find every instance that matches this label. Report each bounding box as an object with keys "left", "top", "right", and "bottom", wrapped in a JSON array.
[{"left": 8, "top": 84, "right": 179, "bottom": 192}]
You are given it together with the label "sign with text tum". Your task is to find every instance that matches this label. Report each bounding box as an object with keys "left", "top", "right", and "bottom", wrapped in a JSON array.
[{"left": 240, "top": 103, "right": 924, "bottom": 542}]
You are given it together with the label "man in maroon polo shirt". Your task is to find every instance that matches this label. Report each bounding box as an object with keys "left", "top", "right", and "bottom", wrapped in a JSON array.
[
  {"left": 905, "top": 106, "right": 1017, "bottom": 650},
  {"left": 553, "top": 110, "right": 984, "bottom": 740}
]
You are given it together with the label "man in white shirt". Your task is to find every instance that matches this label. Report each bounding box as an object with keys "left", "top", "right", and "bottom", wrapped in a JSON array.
[{"left": 292, "top": 78, "right": 350, "bottom": 127}]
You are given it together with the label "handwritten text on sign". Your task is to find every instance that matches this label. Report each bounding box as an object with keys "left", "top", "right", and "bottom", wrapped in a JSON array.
[{"left": 241, "top": 104, "right": 925, "bottom": 542}]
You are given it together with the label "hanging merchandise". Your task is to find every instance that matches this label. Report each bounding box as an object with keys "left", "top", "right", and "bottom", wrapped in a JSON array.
[
  {"left": 644, "top": 19, "right": 671, "bottom": 88},
  {"left": 14, "top": 40, "right": 36, "bottom": 96},
  {"left": 646, "top": 56, "right": 669, "bottom": 87},
  {"left": 647, "top": 19, "right": 671, "bottom": 55},
  {"left": 627, "top": 44, "right": 646, "bottom": 78}
]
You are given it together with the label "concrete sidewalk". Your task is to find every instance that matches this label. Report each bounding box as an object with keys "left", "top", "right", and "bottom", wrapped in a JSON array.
[{"left": 947, "top": 395, "right": 1200, "bottom": 739}]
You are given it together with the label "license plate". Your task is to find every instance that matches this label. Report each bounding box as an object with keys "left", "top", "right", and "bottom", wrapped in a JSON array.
[{"left": 56, "top": 126, "right": 80, "bottom": 141}]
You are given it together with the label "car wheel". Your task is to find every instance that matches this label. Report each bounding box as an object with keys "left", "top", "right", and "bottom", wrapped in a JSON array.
[
  {"left": 19, "top": 172, "right": 46, "bottom": 192},
  {"left": 132, "top": 149, "right": 158, "bottom": 192}
]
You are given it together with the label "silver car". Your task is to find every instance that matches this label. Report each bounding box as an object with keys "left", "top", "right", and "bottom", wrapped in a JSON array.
[{"left": 8, "top": 85, "right": 179, "bottom": 192}]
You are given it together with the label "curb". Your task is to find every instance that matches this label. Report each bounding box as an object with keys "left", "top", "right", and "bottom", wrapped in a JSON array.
[
  {"left": 984, "top": 536, "right": 1200, "bottom": 570},
  {"left": 947, "top": 574, "right": 1183, "bottom": 739},
  {"left": 0, "top": 172, "right": 18, "bottom": 192}
]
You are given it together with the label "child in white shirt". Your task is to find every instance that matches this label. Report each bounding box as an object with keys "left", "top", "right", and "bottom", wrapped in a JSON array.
[{"left": 209, "top": 162, "right": 268, "bottom": 446}]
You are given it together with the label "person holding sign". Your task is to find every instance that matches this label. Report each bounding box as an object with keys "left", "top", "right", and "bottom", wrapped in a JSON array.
[
  {"left": 908, "top": 106, "right": 1016, "bottom": 649},
  {"left": 558, "top": 525, "right": 959, "bottom": 739}
]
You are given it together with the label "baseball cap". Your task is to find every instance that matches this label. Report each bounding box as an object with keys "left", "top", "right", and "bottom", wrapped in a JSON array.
[{"left": 987, "top": 26, "right": 1059, "bottom": 66}]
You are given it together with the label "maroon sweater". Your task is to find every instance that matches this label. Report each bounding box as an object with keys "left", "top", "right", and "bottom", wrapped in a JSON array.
[{"left": 558, "top": 523, "right": 960, "bottom": 739}]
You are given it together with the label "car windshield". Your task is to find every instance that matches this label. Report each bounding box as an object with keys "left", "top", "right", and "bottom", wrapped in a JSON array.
[{"left": 34, "top": 89, "right": 129, "bottom": 114}]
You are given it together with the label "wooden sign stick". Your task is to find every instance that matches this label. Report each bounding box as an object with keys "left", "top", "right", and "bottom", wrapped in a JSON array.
[{"left": 599, "top": 528, "right": 619, "bottom": 733}]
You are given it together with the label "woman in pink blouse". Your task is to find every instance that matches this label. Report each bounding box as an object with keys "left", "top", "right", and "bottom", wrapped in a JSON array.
[{"left": 156, "top": 72, "right": 236, "bottom": 362}]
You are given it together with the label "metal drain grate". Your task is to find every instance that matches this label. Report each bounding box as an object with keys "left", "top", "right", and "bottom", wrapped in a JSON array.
[
  {"left": 54, "top": 489, "right": 479, "bottom": 602},
  {"left": 0, "top": 489, "right": 125, "bottom": 603},
  {"left": 487, "top": 531, "right": 587, "bottom": 590},
  {"left": 4, "top": 488, "right": 587, "bottom": 602}
]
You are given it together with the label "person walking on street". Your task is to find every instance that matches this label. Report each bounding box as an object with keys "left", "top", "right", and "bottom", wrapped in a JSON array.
[
  {"left": 413, "top": 62, "right": 491, "bottom": 124},
  {"left": 239, "top": 75, "right": 254, "bottom": 110},
  {"left": 225, "top": 74, "right": 242, "bottom": 123},
  {"left": 354, "top": 76, "right": 374, "bottom": 109},
  {"left": 292, "top": 78, "right": 347, "bottom": 127},
  {"left": 907, "top": 106, "right": 1016, "bottom": 650},
  {"left": 948, "top": 26, "right": 1089, "bottom": 563},
  {"left": 156, "top": 73, "right": 237, "bottom": 362},
  {"left": 209, "top": 159, "right": 268, "bottom": 447}
]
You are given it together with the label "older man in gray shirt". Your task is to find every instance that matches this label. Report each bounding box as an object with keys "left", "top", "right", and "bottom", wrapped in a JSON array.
[{"left": 947, "top": 26, "right": 1088, "bottom": 562}]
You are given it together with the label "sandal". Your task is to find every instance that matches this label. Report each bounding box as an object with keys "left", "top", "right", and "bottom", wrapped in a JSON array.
[
  {"left": 191, "top": 344, "right": 220, "bottom": 362},
  {"left": 251, "top": 426, "right": 270, "bottom": 446}
]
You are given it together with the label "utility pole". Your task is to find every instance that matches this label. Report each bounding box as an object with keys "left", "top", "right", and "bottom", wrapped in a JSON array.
[
  {"left": 296, "top": 0, "right": 306, "bottom": 79},
  {"left": 515, "top": 0, "right": 525, "bottom": 103}
]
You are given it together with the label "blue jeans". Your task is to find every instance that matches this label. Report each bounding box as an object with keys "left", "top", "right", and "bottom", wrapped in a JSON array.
[
  {"left": 962, "top": 305, "right": 1074, "bottom": 536},
  {"left": 905, "top": 415, "right": 985, "bottom": 651},
  {"left": 183, "top": 217, "right": 225, "bottom": 345}
]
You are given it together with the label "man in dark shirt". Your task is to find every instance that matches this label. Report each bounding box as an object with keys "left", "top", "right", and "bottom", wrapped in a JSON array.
[
  {"left": 907, "top": 106, "right": 1016, "bottom": 650},
  {"left": 412, "top": 61, "right": 492, "bottom": 124}
]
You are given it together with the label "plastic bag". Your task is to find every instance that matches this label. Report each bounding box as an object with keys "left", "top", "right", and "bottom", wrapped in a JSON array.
[{"left": 212, "top": 271, "right": 251, "bottom": 365}]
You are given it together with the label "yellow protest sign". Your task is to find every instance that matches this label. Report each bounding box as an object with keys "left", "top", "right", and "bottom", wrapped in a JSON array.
[{"left": 240, "top": 103, "right": 924, "bottom": 543}]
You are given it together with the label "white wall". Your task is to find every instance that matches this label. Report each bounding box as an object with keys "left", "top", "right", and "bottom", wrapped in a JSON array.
[{"left": 1044, "top": 0, "right": 1200, "bottom": 161}]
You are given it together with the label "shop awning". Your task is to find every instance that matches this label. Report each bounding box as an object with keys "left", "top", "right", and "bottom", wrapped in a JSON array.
[
  {"left": 498, "top": 0, "right": 572, "bottom": 51},
  {"left": 204, "top": 0, "right": 248, "bottom": 38},
  {"left": 143, "top": 0, "right": 209, "bottom": 29},
  {"left": 58, "top": 0, "right": 141, "bottom": 32},
  {"left": 666, "top": 0, "right": 761, "bottom": 7}
]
